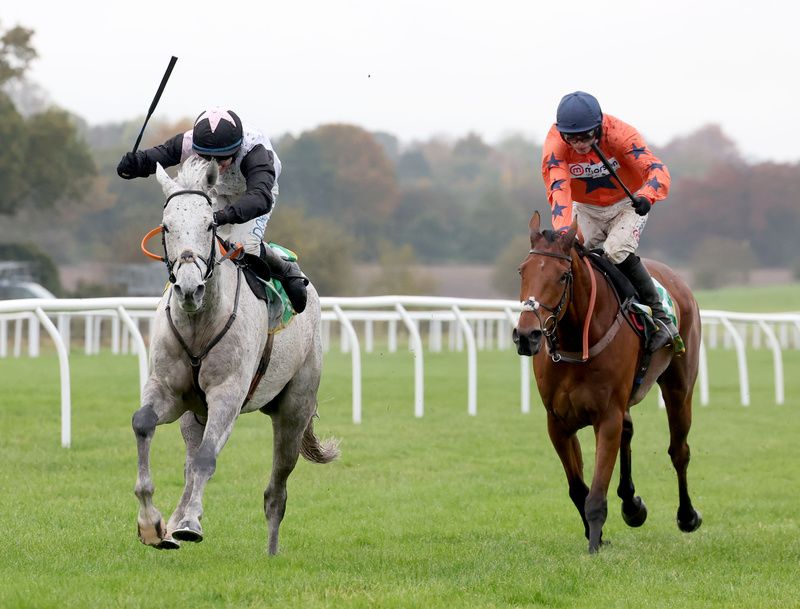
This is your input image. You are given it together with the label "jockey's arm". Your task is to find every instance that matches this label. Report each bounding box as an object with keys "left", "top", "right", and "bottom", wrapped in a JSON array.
[
  {"left": 213, "top": 144, "right": 277, "bottom": 225},
  {"left": 541, "top": 131, "right": 575, "bottom": 232},
  {"left": 140, "top": 134, "right": 184, "bottom": 175}
]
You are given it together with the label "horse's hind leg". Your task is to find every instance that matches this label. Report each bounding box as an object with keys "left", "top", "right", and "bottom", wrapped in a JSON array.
[
  {"left": 617, "top": 410, "right": 648, "bottom": 527},
  {"left": 132, "top": 383, "right": 182, "bottom": 550},
  {"left": 263, "top": 386, "right": 317, "bottom": 556},
  {"left": 658, "top": 371, "right": 702, "bottom": 533}
]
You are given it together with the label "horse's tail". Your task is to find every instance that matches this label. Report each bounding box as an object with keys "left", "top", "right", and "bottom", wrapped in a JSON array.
[{"left": 300, "top": 415, "right": 340, "bottom": 464}]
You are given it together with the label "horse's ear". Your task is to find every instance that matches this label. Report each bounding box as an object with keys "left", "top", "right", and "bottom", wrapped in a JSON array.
[
  {"left": 204, "top": 161, "right": 219, "bottom": 189},
  {"left": 563, "top": 216, "right": 578, "bottom": 244},
  {"left": 155, "top": 163, "right": 176, "bottom": 194},
  {"left": 529, "top": 211, "right": 541, "bottom": 234}
]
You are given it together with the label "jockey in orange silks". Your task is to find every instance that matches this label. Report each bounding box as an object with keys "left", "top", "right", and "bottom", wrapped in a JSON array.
[{"left": 540, "top": 91, "right": 679, "bottom": 352}]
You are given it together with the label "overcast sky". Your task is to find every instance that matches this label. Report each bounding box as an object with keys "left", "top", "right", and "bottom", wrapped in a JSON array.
[{"left": 4, "top": 0, "right": 798, "bottom": 162}]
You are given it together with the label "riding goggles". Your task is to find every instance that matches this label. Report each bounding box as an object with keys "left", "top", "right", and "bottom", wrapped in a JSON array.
[
  {"left": 198, "top": 154, "right": 234, "bottom": 162},
  {"left": 563, "top": 129, "right": 597, "bottom": 144}
]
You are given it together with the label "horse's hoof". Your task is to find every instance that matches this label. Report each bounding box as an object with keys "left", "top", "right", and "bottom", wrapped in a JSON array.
[
  {"left": 677, "top": 509, "right": 702, "bottom": 533},
  {"left": 587, "top": 536, "right": 609, "bottom": 554},
  {"left": 172, "top": 521, "right": 204, "bottom": 543},
  {"left": 138, "top": 518, "right": 167, "bottom": 546},
  {"left": 621, "top": 496, "right": 648, "bottom": 528},
  {"left": 155, "top": 535, "right": 181, "bottom": 550}
]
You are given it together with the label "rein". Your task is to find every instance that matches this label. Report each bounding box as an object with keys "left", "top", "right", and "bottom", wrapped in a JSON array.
[{"left": 524, "top": 247, "right": 623, "bottom": 363}]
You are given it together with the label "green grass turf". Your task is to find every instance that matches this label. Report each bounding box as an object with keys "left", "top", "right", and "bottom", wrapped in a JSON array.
[
  {"left": 1, "top": 342, "right": 799, "bottom": 608},
  {"left": 694, "top": 282, "right": 800, "bottom": 312}
]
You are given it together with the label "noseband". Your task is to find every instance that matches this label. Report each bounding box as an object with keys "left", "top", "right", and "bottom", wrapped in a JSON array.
[
  {"left": 161, "top": 189, "right": 218, "bottom": 284},
  {"left": 521, "top": 249, "right": 574, "bottom": 355}
]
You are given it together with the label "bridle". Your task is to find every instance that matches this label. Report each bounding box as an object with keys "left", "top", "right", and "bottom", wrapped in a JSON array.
[
  {"left": 521, "top": 249, "right": 574, "bottom": 358},
  {"left": 520, "top": 246, "right": 629, "bottom": 364},
  {"left": 161, "top": 189, "right": 219, "bottom": 284}
]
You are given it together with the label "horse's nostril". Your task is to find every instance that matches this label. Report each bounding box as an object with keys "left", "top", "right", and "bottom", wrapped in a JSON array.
[
  {"left": 195, "top": 285, "right": 205, "bottom": 300},
  {"left": 173, "top": 285, "right": 183, "bottom": 297}
]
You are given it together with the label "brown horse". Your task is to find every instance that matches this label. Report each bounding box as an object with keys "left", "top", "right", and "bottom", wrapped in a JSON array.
[{"left": 513, "top": 211, "right": 702, "bottom": 553}]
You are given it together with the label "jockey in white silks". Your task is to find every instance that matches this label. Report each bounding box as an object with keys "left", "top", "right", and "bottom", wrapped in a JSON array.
[{"left": 117, "top": 107, "right": 308, "bottom": 312}]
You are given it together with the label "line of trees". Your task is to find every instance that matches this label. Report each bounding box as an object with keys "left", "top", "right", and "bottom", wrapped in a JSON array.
[{"left": 2, "top": 22, "right": 799, "bottom": 296}]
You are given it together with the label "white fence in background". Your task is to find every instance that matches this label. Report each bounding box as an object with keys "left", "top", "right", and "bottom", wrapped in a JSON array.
[{"left": 1, "top": 296, "right": 799, "bottom": 448}]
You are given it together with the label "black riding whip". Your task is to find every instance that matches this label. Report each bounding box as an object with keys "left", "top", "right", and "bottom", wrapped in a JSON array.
[
  {"left": 131, "top": 56, "right": 178, "bottom": 153},
  {"left": 590, "top": 140, "right": 637, "bottom": 204}
]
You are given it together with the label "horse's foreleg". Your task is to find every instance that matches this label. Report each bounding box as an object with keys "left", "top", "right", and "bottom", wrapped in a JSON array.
[
  {"left": 132, "top": 387, "right": 181, "bottom": 550},
  {"left": 586, "top": 411, "right": 623, "bottom": 554},
  {"left": 617, "top": 410, "right": 648, "bottom": 527},
  {"left": 172, "top": 392, "right": 241, "bottom": 543},
  {"left": 660, "top": 380, "right": 702, "bottom": 533},
  {"left": 547, "top": 416, "right": 590, "bottom": 542},
  {"left": 166, "top": 411, "right": 206, "bottom": 537}
]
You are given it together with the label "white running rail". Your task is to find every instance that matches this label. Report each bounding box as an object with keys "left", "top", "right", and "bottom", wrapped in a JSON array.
[{"left": 1, "top": 297, "right": 798, "bottom": 447}]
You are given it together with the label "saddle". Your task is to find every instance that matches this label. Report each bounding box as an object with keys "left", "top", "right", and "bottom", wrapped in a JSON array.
[
  {"left": 582, "top": 248, "right": 662, "bottom": 344},
  {"left": 234, "top": 250, "right": 297, "bottom": 334},
  {"left": 578, "top": 248, "right": 669, "bottom": 389}
]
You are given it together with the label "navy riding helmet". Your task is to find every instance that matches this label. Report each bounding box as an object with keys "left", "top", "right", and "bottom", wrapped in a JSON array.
[
  {"left": 556, "top": 92, "right": 603, "bottom": 134},
  {"left": 192, "top": 107, "right": 244, "bottom": 157}
]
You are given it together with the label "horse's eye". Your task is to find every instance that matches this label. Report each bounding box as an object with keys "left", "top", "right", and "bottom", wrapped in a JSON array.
[
  {"left": 559, "top": 273, "right": 568, "bottom": 283},
  {"left": 517, "top": 268, "right": 522, "bottom": 276}
]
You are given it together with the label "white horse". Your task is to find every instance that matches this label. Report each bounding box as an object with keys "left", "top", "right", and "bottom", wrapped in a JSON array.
[{"left": 132, "top": 157, "right": 339, "bottom": 555}]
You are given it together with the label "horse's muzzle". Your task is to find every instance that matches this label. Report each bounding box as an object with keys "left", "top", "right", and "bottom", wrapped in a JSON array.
[
  {"left": 512, "top": 327, "right": 542, "bottom": 357},
  {"left": 173, "top": 282, "right": 206, "bottom": 312}
]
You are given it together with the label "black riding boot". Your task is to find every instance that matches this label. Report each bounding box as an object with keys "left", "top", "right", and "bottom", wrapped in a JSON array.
[
  {"left": 260, "top": 244, "right": 309, "bottom": 313},
  {"left": 616, "top": 254, "right": 680, "bottom": 352}
]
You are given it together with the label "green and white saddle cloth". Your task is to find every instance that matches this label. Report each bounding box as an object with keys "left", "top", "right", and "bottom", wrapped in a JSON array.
[
  {"left": 630, "top": 278, "right": 685, "bottom": 352},
  {"left": 259, "top": 243, "right": 300, "bottom": 334}
]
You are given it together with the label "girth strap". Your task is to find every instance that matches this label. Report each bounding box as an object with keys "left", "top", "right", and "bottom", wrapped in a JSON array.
[{"left": 242, "top": 333, "right": 275, "bottom": 409}]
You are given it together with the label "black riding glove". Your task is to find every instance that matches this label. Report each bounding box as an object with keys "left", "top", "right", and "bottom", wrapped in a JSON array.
[
  {"left": 213, "top": 208, "right": 234, "bottom": 226},
  {"left": 116, "top": 151, "right": 148, "bottom": 179},
  {"left": 631, "top": 195, "right": 651, "bottom": 216}
]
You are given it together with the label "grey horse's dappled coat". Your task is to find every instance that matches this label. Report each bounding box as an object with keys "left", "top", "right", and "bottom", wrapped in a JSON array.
[{"left": 132, "top": 157, "right": 338, "bottom": 555}]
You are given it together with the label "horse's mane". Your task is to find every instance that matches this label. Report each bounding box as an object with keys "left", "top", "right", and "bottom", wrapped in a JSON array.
[
  {"left": 174, "top": 156, "right": 211, "bottom": 190},
  {"left": 172, "top": 156, "right": 244, "bottom": 199},
  {"left": 539, "top": 229, "right": 588, "bottom": 258}
]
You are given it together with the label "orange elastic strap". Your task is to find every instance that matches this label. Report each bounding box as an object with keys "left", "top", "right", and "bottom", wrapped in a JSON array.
[
  {"left": 581, "top": 255, "right": 597, "bottom": 361},
  {"left": 141, "top": 226, "right": 165, "bottom": 262},
  {"left": 217, "top": 238, "right": 244, "bottom": 262}
]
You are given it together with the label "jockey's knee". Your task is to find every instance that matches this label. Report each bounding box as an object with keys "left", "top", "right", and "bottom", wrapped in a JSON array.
[
  {"left": 243, "top": 237, "right": 263, "bottom": 256},
  {"left": 605, "top": 247, "right": 635, "bottom": 265}
]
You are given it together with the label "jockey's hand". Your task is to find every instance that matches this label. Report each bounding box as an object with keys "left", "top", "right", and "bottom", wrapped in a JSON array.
[
  {"left": 631, "top": 195, "right": 652, "bottom": 216},
  {"left": 117, "top": 152, "right": 144, "bottom": 179},
  {"left": 213, "top": 209, "right": 232, "bottom": 226}
]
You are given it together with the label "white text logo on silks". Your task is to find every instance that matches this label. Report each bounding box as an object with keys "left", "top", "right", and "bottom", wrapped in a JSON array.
[
  {"left": 568, "top": 157, "right": 620, "bottom": 178},
  {"left": 251, "top": 214, "right": 269, "bottom": 240},
  {"left": 632, "top": 214, "right": 647, "bottom": 245}
]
